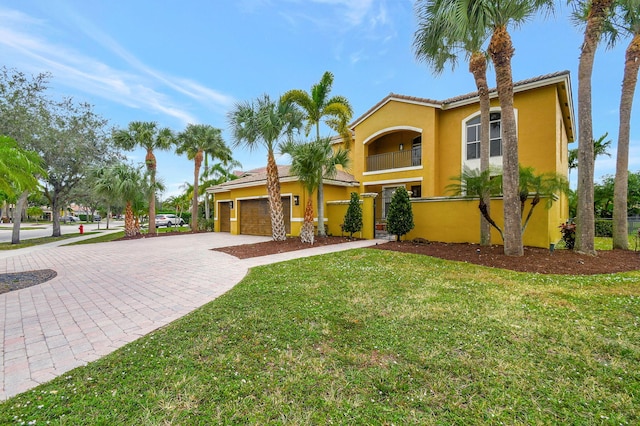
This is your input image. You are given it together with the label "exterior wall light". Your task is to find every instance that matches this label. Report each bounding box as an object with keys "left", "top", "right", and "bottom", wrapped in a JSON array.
[
  {"left": 399, "top": 143, "right": 404, "bottom": 151},
  {"left": 229, "top": 200, "right": 234, "bottom": 209},
  {"left": 293, "top": 195, "right": 300, "bottom": 206}
]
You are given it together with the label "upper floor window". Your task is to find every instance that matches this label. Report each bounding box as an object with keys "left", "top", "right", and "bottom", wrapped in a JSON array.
[{"left": 465, "top": 112, "right": 502, "bottom": 160}]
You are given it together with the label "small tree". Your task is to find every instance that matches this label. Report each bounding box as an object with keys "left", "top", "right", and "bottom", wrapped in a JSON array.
[
  {"left": 343, "top": 192, "right": 363, "bottom": 238},
  {"left": 386, "top": 187, "right": 414, "bottom": 242}
]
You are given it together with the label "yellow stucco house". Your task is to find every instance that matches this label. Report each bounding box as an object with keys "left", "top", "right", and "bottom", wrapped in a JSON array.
[{"left": 209, "top": 71, "right": 574, "bottom": 248}]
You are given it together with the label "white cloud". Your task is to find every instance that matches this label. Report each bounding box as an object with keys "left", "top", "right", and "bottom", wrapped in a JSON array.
[{"left": 0, "top": 6, "right": 233, "bottom": 127}]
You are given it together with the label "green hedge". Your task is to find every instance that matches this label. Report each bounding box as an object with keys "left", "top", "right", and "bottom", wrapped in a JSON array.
[{"left": 595, "top": 219, "right": 613, "bottom": 237}]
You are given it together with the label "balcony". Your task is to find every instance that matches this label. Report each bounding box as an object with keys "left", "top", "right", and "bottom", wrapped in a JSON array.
[{"left": 366, "top": 147, "right": 421, "bottom": 172}]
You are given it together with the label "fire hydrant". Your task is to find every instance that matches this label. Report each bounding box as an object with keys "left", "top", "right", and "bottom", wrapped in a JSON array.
[{"left": 79, "top": 224, "right": 84, "bottom": 235}]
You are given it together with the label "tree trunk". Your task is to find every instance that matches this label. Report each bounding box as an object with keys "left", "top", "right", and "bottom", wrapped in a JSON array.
[
  {"left": 10, "top": 190, "right": 29, "bottom": 244},
  {"left": 147, "top": 149, "right": 157, "bottom": 235},
  {"left": 300, "top": 196, "right": 315, "bottom": 244},
  {"left": 489, "top": 25, "right": 522, "bottom": 256},
  {"left": 266, "top": 150, "right": 286, "bottom": 241},
  {"left": 613, "top": 34, "right": 640, "bottom": 250},
  {"left": 470, "top": 51, "right": 491, "bottom": 246},
  {"left": 124, "top": 201, "right": 136, "bottom": 237},
  {"left": 576, "top": 0, "right": 614, "bottom": 255},
  {"left": 192, "top": 150, "right": 203, "bottom": 231},
  {"left": 316, "top": 179, "right": 326, "bottom": 237}
]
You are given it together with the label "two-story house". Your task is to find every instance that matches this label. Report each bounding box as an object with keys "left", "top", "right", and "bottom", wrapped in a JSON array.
[{"left": 209, "top": 71, "right": 574, "bottom": 248}]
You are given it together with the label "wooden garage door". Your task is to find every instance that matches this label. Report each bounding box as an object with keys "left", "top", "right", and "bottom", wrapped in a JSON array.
[
  {"left": 240, "top": 197, "right": 291, "bottom": 236},
  {"left": 218, "top": 202, "right": 230, "bottom": 232}
]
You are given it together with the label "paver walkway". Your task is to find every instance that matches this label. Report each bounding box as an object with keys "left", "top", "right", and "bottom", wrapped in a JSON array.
[{"left": 0, "top": 232, "right": 384, "bottom": 400}]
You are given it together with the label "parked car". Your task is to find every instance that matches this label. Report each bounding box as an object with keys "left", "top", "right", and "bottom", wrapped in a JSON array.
[
  {"left": 155, "top": 214, "right": 185, "bottom": 227},
  {"left": 61, "top": 215, "right": 80, "bottom": 223}
]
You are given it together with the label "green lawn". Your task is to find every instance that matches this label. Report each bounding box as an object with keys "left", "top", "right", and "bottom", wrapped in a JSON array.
[
  {"left": 0, "top": 233, "right": 96, "bottom": 250},
  {"left": 1, "top": 249, "right": 638, "bottom": 424}
]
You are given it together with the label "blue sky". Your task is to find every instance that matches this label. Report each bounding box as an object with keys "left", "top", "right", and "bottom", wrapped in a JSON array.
[{"left": 0, "top": 0, "right": 637, "bottom": 197}]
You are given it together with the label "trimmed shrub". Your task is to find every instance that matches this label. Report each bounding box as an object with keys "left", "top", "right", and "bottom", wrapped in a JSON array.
[
  {"left": 343, "top": 192, "right": 363, "bottom": 238},
  {"left": 595, "top": 219, "right": 613, "bottom": 237},
  {"left": 386, "top": 187, "right": 414, "bottom": 241}
]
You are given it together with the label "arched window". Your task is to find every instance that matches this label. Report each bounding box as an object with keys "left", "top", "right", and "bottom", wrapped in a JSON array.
[{"left": 465, "top": 112, "right": 502, "bottom": 160}]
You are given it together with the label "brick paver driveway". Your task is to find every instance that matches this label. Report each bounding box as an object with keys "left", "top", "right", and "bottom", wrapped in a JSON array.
[{"left": 0, "top": 232, "right": 382, "bottom": 400}]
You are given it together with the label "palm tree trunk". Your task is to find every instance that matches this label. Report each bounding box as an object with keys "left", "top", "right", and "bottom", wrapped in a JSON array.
[
  {"left": 301, "top": 196, "right": 315, "bottom": 244},
  {"left": 192, "top": 150, "right": 203, "bottom": 231},
  {"left": 470, "top": 50, "right": 491, "bottom": 246},
  {"left": 478, "top": 199, "right": 504, "bottom": 241},
  {"left": 613, "top": 34, "right": 640, "bottom": 250},
  {"left": 576, "top": 0, "right": 614, "bottom": 255},
  {"left": 124, "top": 201, "right": 136, "bottom": 237},
  {"left": 489, "top": 25, "right": 522, "bottom": 256},
  {"left": 316, "top": 179, "right": 326, "bottom": 237},
  {"left": 266, "top": 151, "right": 286, "bottom": 241},
  {"left": 146, "top": 149, "right": 157, "bottom": 235}
]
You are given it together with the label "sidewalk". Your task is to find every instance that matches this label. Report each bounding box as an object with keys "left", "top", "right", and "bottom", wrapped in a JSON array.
[{"left": 0, "top": 233, "right": 385, "bottom": 400}]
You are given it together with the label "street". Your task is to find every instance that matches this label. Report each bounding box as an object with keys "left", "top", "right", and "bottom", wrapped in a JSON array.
[{"left": 0, "top": 220, "right": 123, "bottom": 243}]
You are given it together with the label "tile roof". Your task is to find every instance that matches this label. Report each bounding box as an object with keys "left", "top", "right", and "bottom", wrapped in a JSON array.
[
  {"left": 208, "top": 165, "right": 359, "bottom": 192},
  {"left": 350, "top": 70, "right": 571, "bottom": 127}
]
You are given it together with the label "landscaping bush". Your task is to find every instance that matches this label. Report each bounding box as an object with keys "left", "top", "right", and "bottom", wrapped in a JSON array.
[
  {"left": 595, "top": 219, "right": 613, "bottom": 237},
  {"left": 386, "top": 187, "right": 414, "bottom": 241},
  {"left": 559, "top": 221, "right": 576, "bottom": 250},
  {"left": 343, "top": 192, "right": 363, "bottom": 238},
  {"left": 198, "top": 218, "right": 215, "bottom": 232}
]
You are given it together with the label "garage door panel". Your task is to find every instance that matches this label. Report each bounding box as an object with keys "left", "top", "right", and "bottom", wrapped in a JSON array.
[
  {"left": 219, "top": 202, "right": 230, "bottom": 232},
  {"left": 240, "top": 197, "right": 291, "bottom": 236}
]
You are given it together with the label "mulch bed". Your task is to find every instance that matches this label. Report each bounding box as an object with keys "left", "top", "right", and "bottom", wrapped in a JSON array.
[
  {"left": 0, "top": 269, "right": 57, "bottom": 295},
  {"left": 214, "top": 236, "right": 640, "bottom": 275},
  {"left": 212, "top": 236, "right": 357, "bottom": 259},
  {"left": 373, "top": 240, "right": 640, "bottom": 275}
]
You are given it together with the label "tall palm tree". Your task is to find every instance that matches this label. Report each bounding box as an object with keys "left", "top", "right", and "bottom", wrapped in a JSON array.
[
  {"left": 282, "top": 71, "right": 353, "bottom": 237},
  {"left": 228, "top": 95, "right": 303, "bottom": 241},
  {"left": 95, "top": 163, "right": 144, "bottom": 237},
  {"left": 572, "top": 0, "right": 616, "bottom": 254},
  {"left": 414, "top": 0, "right": 493, "bottom": 245},
  {"left": 113, "top": 121, "right": 174, "bottom": 235},
  {"left": 176, "top": 124, "right": 232, "bottom": 231},
  {"left": 610, "top": 0, "right": 640, "bottom": 249},
  {"left": 471, "top": 0, "right": 555, "bottom": 256},
  {"left": 280, "top": 137, "right": 350, "bottom": 244}
]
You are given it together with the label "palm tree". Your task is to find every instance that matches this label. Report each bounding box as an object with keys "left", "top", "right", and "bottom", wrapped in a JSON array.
[
  {"left": 200, "top": 160, "right": 241, "bottom": 220},
  {"left": 568, "top": 133, "right": 612, "bottom": 172},
  {"left": 572, "top": 0, "right": 616, "bottom": 254},
  {"left": 446, "top": 166, "right": 505, "bottom": 240},
  {"left": 280, "top": 137, "right": 350, "bottom": 244},
  {"left": 518, "top": 166, "right": 569, "bottom": 234},
  {"left": 282, "top": 71, "right": 353, "bottom": 237},
  {"left": 414, "top": 0, "right": 493, "bottom": 245},
  {"left": 470, "top": 0, "right": 555, "bottom": 256},
  {"left": 0, "top": 135, "right": 43, "bottom": 197},
  {"left": 95, "top": 163, "right": 144, "bottom": 237},
  {"left": 113, "top": 121, "right": 174, "bottom": 235},
  {"left": 447, "top": 165, "right": 568, "bottom": 242},
  {"left": 0, "top": 135, "right": 47, "bottom": 244},
  {"left": 176, "top": 124, "right": 232, "bottom": 231},
  {"left": 228, "top": 95, "right": 303, "bottom": 241},
  {"left": 610, "top": 0, "right": 640, "bottom": 249}
]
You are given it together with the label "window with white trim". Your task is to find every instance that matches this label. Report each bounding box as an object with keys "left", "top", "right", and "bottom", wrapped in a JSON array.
[{"left": 465, "top": 112, "right": 502, "bottom": 160}]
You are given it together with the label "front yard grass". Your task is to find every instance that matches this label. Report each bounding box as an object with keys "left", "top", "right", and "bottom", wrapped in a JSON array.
[
  {"left": 0, "top": 233, "right": 93, "bottom": 250},
  {"left": 1, "top": 249, "right": 638, "bottom": 424}
]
